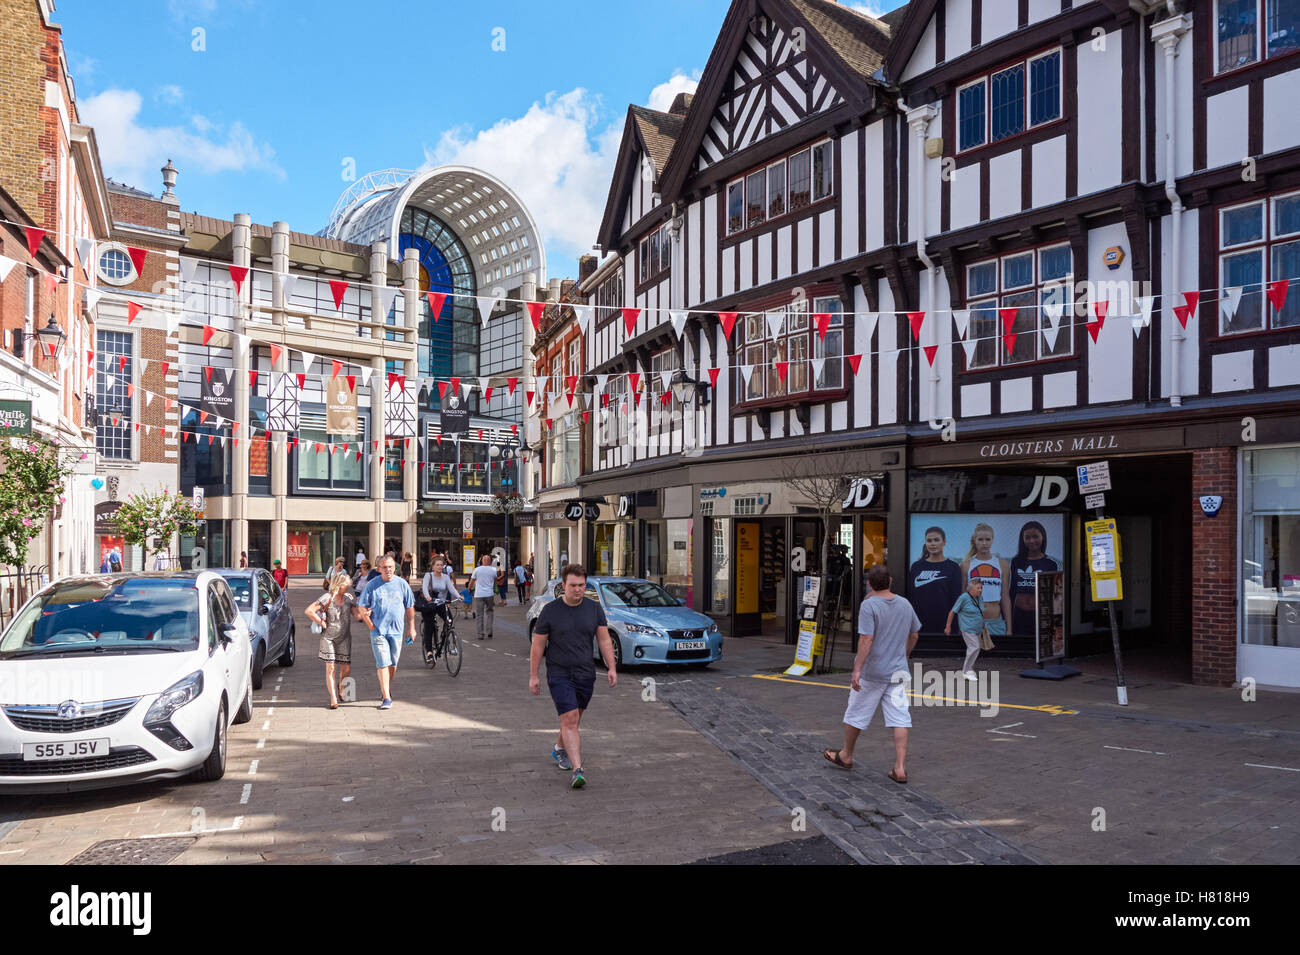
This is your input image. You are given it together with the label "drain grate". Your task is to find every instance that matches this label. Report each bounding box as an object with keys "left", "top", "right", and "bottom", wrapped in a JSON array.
[{"left": 67, "top": 837, "right": 195, "bottom": 865}]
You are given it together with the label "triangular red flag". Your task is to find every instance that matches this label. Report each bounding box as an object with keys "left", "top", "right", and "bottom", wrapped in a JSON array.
[
  {"left": 296, "top": 373, "right": 306, "bottom": 389},
  {"left": 355, "top": 452, "right": 363, "bottom": 463},
  {"left": 233, "top": 438, "right": 239, "bottom": 448},
  {"left": 127, "top": 301, "right": 143, "bottom": 323},
  {"left": 1173, "top": 304, "right": 1193, "bottom": 328},
  {"left": 601, "top": 393, "right": 609, "bottom": 408},
  {"left": 118, "top": 355, "right": 127, "bottom": 371},
  {"left": 511, "top": 424, "right": 518, "bottom": 436},
  {"left": 629, "top": 372, "right": 641, "bottom": 393},
  {"left": 622, "top": 307, "right": 640, "bottom": 337},
  {"left": 249, "top": 370, "right": 258, "bottom": 389},
  {"left": 450, "top": 376, "right": 461, "bottom": 395},
  {"left": 315, "top": 443, "right": 323, "bottom": 454},
  {"left": 208, "top": 434, "right": 215, "bottom": 446},
  {"left": 164, "top": 396, "right": 174, "bottom": 412},
  {"left": 328, "top": 279, "right": 349, "bottom": 309},
  {"left": 545, "top": 418, "right": 553, "bottom": 431},
  {"left": 1183, "top": 291, "right": 1200, "bottom": 314},
  {"left": 718, "top": 311, "right": 739, "bottom": 341},
  {"left": 203, "top": 324, "right": 217, "bottom": 346},
  {"left": 436, "top": 435, "right": 442, "bottom": 447},
  {"left": 387, "top": 372, "right": 405, "bottom": 392},
  {"left": 775, "top": 361, "right": 789, "bottom": 383},
  {"left": 289, "top": 438, "right": 298, "bottom": 452},
  {"left": 566, "top": 390, "right": 575, "bottom": 407},
  {"left": 271, "top": 344, "right": 283, "bottom": 365},
  {"left": 1267, "top": 279, "right": 1290, "bottom": 313},
  {"left": 232, "top": 421, "right": 240, "bottom": 433},
  {"left": 199, "top": 411, "right": 209, "bottom": 425},
  {"left": 127, "top": 383, "right": 135, "bottom": 398},
  {"left": 582, "top": 411, "right": 590, "bottom": 423},
  {"left": 228, "top": 264, "right": 248, "bottom": 294},
  {"left": 815, "top": 313, "right": 832, "bottom": 341},
  {"left": 426, "top": 291, "right": 447, "bottom": 320},
  {"left": 437, "top": 381, "right": 448, "bottom": 400},
  {"left": 1002, "top": 333, "right": 1018, "bottom": 355},
  {"left": 346, "top": 375, "right": 356, "bottom": 392},
  {"left": 658, "top": 391, "right": 671, "bottom": 407},
  {"left": 161, "top": 361, "right": 170, "bottom": 378},
  {"left": 43, "top": 272, "right": 59, "bottom": 296},
  {"left": 924, "top": 345, "right": 938, "bottom": 366},
  {"left": 525, "top": 390, "right": 534, "bottom": 407},
  {"left": 484, "top": 386, "right": 493, "bottom": 402},
  {"left": 525, "top": 301, "right": 545, "bottom": 333},
  {"left": 507, "top": 376, "right": 518, "bottom": 396},
  {"left": 24, "top": 227, "right": 45, "bottom": 257},
  {"left": 566, "top": 375, "right": 578, "bottom": 393},
  {"left": 126, "top": 247, "right": 148, "bottom": 275},
  {"left": 633, "top": 392, "right": 642, "bottom": 408},
  {"left": 708, "top": 367, "right": 720, "bottom": 389},
  {"left": 204, "top": 365, "right": 214, "bottom": 382},
  {"left": 331, "top": 359, "right": 343, "bottom": 378},
  {"left": 907, "top": 311, "right": 926, "bottom": 342},
  {"left": 847, "top": 354, "right": 863, "bottom": 376},
  {"left": 1088, "top": 300, "right": 1108, "bottom": 343},
  {"left": 998, "top": 307, "right": 1018, "bottom": 333}
]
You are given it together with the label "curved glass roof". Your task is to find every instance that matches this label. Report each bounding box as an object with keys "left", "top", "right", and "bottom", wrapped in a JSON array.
[{"left": 324, "top": 165, "right": 547, "bottom": 291}]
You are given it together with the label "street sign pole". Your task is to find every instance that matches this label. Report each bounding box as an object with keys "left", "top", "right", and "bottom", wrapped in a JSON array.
[
  {"left": 1095, "top": 504, "right": 1127, "bottom": 706},
  {"left": 1077, "top": 461, "right": 1126, "bottom": 705}
]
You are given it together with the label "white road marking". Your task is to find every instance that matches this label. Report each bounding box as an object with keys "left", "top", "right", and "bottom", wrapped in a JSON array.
[
  {"left": 256, "top": 738, "right": 266, "bottom": 750},
  {"left": 266, "top": 707, "right": 275, "bottom": 716},
  {"left": 270, "top": 696, "right": 278, "bottom": 702},
  {"left": 987, "top": 722, "right": 1037, "bottom": 739},
  {"left": 342, "top": 796, "right": 355, "bottom": 802},
  {"left": 1104, "top": 745, "right": 1168, "bottom": 756},
  {"left": 248, "top": 759, "right": 259, "bottom": 775},
  {"left": 1245, "top": 762, "right": 1300, "bottom": 773},
  {"left": 503, "top": 652, "right": 517, "bottom": 657},
  {"left": 240, "top": 784, "right": 252, "bottom": 805},
  {"left": 260, "top": 720, "right": 270, "bottom": 730},
  {"left": 0, "top": 849, "right": 24, "bottom": 855}
]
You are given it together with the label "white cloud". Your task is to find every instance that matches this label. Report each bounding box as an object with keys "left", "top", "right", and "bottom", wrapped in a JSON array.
[
  {"left": 80, "top": 88, "right": 285, "bottom": 190},
  {"left": 845, "top": 2, "right": 888, "bottom": 18},
  {"left": 647, "top": 70, "right": 700, "bottom": 112},
  {"left": 422, "top": 89, "right": 621, "bottom": 270},
  {"left": 156, "top": 84, "right": 184, "bottom": 105}
]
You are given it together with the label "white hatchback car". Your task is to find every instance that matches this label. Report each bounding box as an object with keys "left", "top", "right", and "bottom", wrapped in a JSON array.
[{"left": 0, "top": 572, "right": 253, "bottom": 793}]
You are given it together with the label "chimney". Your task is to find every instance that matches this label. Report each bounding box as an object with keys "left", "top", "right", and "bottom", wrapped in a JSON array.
[
  {"left": 668, "top": 92, "right": 693, "bottom": 116},
  {"left": 161, "top": 158, "right": 178, "bottom": 203},
  {"left": 578, "top": 255, "right": 597, "bottom": 282},
  {"left": 548, "top": 277, "right": 563, "bottom": 302}
]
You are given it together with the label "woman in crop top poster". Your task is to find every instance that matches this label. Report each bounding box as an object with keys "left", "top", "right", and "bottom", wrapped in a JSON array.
[
  {"left": 959, "top": 522, "right": 1011, "bottom": 636},
  {"left": 1009, "top": 520, "right": 1062, "bottom": 637}
]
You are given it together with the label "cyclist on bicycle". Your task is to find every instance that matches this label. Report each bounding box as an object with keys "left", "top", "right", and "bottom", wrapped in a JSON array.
[{"left": 421, "top": 557, "right": 462, "bottom": 665}]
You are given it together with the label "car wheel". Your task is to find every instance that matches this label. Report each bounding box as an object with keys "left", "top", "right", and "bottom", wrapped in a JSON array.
[
  {"left": 196, "top": 700, "right": 227, "bottom": 782},
  {"left": 233, "top": 679, "right": 253, "bottom": 724},
  {"left": 603, "top": 631, "right": 623, "bottom": 670},
  {"left": 278, "top": 626, "right": 296, "bottom": 667},
  {"left": 251, "top": 643, "right": 265, "bottom": 690}
]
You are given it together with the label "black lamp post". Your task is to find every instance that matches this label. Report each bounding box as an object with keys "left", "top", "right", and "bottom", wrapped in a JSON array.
[{"left": 35, "top": 313, "right": 66, "bottom": 361}]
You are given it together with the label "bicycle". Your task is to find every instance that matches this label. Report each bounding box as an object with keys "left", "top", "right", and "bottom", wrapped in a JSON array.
[{"left": 424, "top": 599, "right": 462, "bottom": 677}]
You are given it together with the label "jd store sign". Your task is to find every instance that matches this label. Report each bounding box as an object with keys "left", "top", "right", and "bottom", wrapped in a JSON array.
[{"left": 842, "top": 475, "right": 888, "bottom": 511}]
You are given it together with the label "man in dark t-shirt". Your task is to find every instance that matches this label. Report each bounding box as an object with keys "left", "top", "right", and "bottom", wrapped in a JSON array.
[{"left": 529, "top": 564, "right": 617, "bottom": 789}]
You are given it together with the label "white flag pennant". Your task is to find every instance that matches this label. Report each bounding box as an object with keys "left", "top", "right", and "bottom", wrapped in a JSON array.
[
  {"left": 139, "top": 358, "right": 149, "bottom": 374},
  {"left": 810, "top": 356, "right": 826, "bottom": 384},
  {"left": 104, "top": 374, "right": 115, "bottom": 390},
  {"left": 300, "top": 350, "right": 316, "bottom": 374},
  {"left": 145, "top": 390, "right": 154, "bottom": 407},
  {"left": 478, "top": 377, "right": 491, "bottom": 396},
  {"left": 76, "top": 238, "right": 95, "bottom": 275},
  {"left": 165, "top": 311, "right": 180, "bottom": 335},
  {"left": 766, "top": 310, "right": 784, "bottom": 339},
  {"left": 1131, "top": 317, "right": 1146, "bottom": 337},
  {"left": 1042, "top": 321, "right": 1061, "bottom": 352},
  {"left": 860, "top": 311, "right": 879, "bottom": 342},
  {"left": 670, "top": 310, "right": 689, "bottom": 339},
  {"left": 374, "top": 285, "right": 399, "bottom": 322},
  {"left": 574, "top": 304, "right": 594, "bottom": 337},
  {"left": 0, "top": 255, "right": 18, "bottom": 284},
  {"left": 952, "top": 309, "right": 971, "bottom": 339},
  {"left": 478, "top": 291, "right": 502, "bottom": 329},
  {"left": 959, "top": 337, "right": 978, "bottom": 366},
  {"left": 179, "top": 257, "right": 198, "bottom": 284},
  {"left": 1220, "top": 287, "right": 1243, "bottom": 320},
  {"left": 1134, "top": 295, "right": 1155, "bottom": 326},
  {"left": 595, "top": 373, "right": 609, "bottom": 394},
  {"left": 659, "top": 369, "right": 673, "bottom": 393},
  {"left": 1044, "top": 301, "right": 1064, "bottom": 327},
  {"left": 84, "top": 287, "right": 103, "bottom": 311},
  {"left": 278, "top": 272, "right": 298, "bottom": 303},
  {"left": 360, "top": 366, "right": 373, "bottom": 387},
  {"left": 738, "top": 364, "right": 755, "bottom": 385},
  {"left": 234, "top": 333, "right": 251, "bottom": 356}
]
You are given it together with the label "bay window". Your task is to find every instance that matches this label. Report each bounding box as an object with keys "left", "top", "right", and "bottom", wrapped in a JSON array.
[
  {"left": 737, "top": 295, "right": 844, "bottom": 403},
  {"left": 1219, "top": 191, "right": 1300, "bottom": 334},
  {"left": 1215, "top": 0, "right": 1300, "bottom": 73},
  {"left": 958, "top": 49, "right": 1062, "bottom": 152},
  {"left": 965, "top": 244, "right": 1074, "bottom": 369},
  {"left": 724, "top": 139, "right": 832, "bottom": 236}
]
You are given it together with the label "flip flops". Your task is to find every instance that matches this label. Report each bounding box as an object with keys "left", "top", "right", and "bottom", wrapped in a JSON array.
[
  {"left": 823, "top": 748, "right": 853, "bottom": 770},
  {"left": 888, "top": 770, "right": 908, "bottom": 785}
]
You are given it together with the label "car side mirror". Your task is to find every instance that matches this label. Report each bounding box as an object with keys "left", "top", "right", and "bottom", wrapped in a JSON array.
[
  {"left": 219, "top": 622, "right": 237, "bottom": 644},
  {"left": 257, "top": 604, "right": 269, "bottom": 615}
]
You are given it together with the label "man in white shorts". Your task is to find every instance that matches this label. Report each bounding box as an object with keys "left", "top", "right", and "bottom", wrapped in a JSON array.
[{"left": 823, "top": 564, "right": 921, "bottom": 784}]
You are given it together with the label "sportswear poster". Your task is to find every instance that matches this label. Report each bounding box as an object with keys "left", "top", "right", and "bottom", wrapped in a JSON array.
[{"left": 907, "top": 513, "right": 1065, "bottom": 638}]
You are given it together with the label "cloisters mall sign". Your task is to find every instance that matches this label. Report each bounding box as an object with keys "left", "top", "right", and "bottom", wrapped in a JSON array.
[{"left": 0, "top": 400, "right": 33, "bottom": 434}]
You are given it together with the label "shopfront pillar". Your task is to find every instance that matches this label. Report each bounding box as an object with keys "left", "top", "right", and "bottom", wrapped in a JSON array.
[
  {"left": 401, "top": 247, "right": 419, "bottom": 565},
  {"left": 229, "top": 212, "right": 251, "bottom": 564},
  {"left": 269, "top": 220, "right": 291, "bottom": 564}
]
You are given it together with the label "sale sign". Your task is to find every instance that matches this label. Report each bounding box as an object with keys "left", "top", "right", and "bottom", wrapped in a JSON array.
[{"left": 287, "top": 532, "right": 310, "bottom": 576}]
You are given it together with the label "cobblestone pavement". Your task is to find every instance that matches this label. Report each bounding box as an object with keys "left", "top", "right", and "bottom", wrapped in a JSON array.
[
  {"left": 659, "top": 679, "right": 1036, "bottom": 864},
  {"left": 0, "top": 584, "right": 814, "bottom": 865}
]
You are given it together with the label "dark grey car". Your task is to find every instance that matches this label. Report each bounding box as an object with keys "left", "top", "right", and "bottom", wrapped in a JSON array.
[{"left": 214, "top": 568, "right": 296, "bottom": 689}]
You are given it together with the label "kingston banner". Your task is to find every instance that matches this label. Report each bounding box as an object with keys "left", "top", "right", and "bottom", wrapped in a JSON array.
[
  {"left": 201, "top": 367, "right": 235, "bottom": 420},
  {"left": 326, "top": 375, "right": 358, "bottom": 435}
]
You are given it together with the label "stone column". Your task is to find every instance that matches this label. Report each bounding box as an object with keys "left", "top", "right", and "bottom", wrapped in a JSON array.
[
  {"left": 519, "top": 272, "right": 539, "bottom": 572},
  {"left": 270, "top": 221, "right": 290, "bottom": 565},
  {"left": 230, "top": 213, "right": 251, "bottom": 564},
  {"left": 402, "top": 248, "right": 419, "bottom": 567},
  {"left": 368, "top": 241, "right": 388, "bottom": 565}
]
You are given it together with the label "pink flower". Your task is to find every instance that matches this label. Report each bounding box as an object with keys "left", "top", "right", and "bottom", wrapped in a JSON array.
[{"left": 21, "top": 518, "right": 31, "bottom": 527}]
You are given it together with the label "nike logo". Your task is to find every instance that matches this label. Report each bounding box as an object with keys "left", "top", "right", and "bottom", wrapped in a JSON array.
[{"left": 913, "top": 572, "right": 947, "bottom": 587}]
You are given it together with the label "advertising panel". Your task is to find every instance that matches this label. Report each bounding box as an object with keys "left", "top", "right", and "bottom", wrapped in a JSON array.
[
  {"left": 287, "top": 532, "right": 310, "bottom": 576},
  {"left": 908, "top": 513, "right": 1065, "bottom": 638}
]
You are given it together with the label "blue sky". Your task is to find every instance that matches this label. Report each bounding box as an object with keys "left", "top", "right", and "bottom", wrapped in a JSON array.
[{"left": 60, "top": 0, "right": 904, "bottom": 273}]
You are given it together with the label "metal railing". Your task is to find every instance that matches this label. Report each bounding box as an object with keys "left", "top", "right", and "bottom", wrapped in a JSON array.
[{"left": 0, "top": 566, "right": 49, "bottom": 633}]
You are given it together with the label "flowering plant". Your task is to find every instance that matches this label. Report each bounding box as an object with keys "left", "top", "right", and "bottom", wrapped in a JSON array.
[{"left": 0, "top": 437, "right": 75, "bottom": 568}]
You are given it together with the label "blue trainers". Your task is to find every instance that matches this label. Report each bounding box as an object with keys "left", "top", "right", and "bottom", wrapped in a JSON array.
[
  {"left": 551, "top": 747, "right": 573, "bottom": 771},
  {"left": 570, "top": 768, "right": 586, "bottom": 789},
  {"left": 379, "top": 698, "right": 392, "bottom": 710}
]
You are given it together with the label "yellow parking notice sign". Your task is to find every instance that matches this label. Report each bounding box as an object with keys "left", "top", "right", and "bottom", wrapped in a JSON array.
[
  {"left": 1086, "top": 518, "right": 1123, "bottom": 601},
  {"left": 785, "top": 620, "right": 820, "bottom": 676}
]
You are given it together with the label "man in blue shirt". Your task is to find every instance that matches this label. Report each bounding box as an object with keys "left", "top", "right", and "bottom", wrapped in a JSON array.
[{"left": 354, "top": 555, "right": 415, "bottom": 709}]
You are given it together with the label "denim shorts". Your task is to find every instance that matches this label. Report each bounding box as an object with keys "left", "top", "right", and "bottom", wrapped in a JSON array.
[
  {"left": 370, "top": 631, "right": 403, "bottom": 668},
  {"left": 547, "top": 666, "right": 595, "bottom": 716}
]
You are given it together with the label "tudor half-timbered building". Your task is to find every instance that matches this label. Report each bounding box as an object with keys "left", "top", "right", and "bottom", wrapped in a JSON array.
[{"left": 569, "top": 0, "right": 1300, "bottom": 688}]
